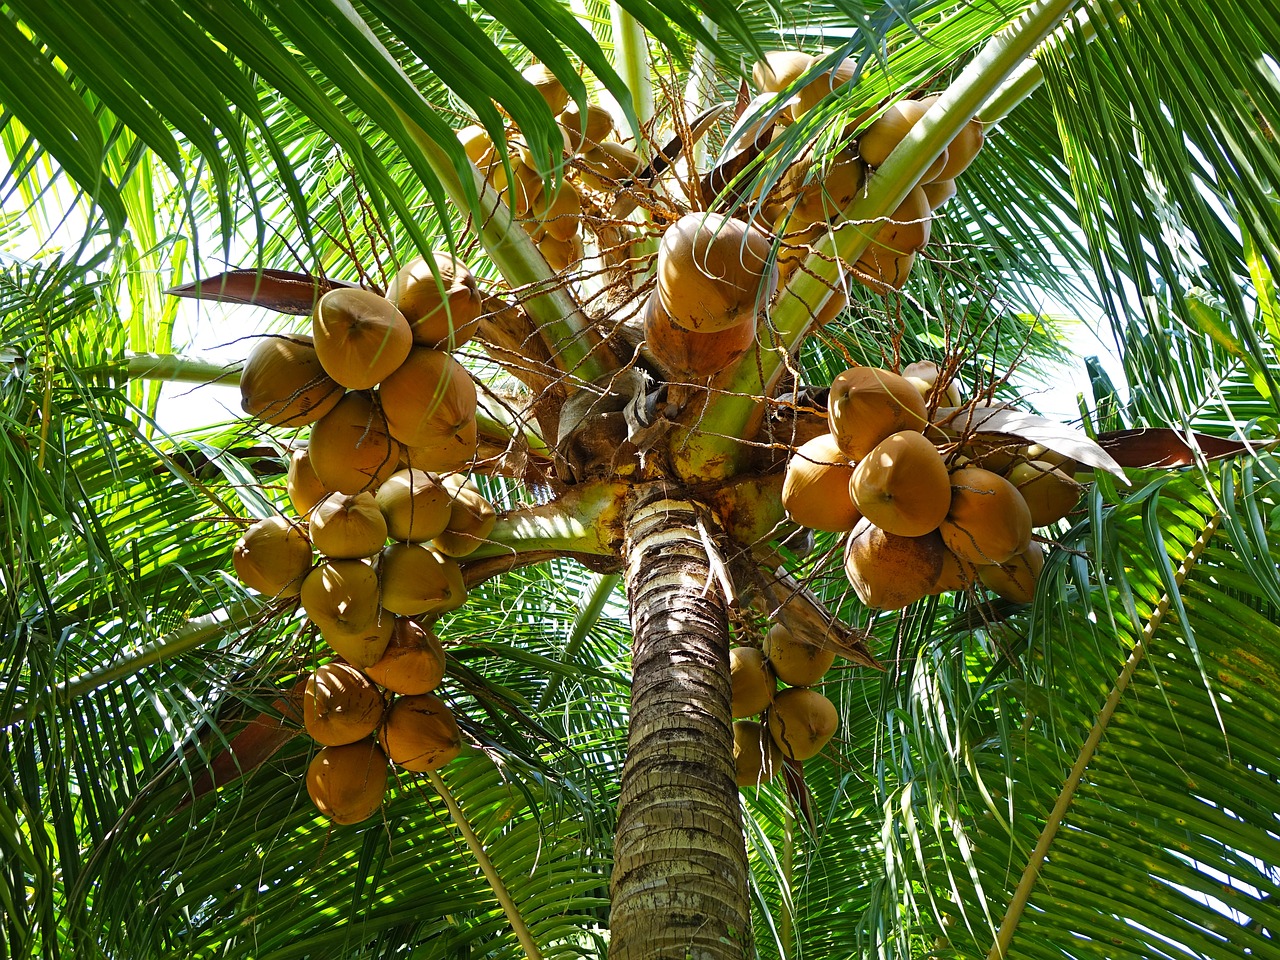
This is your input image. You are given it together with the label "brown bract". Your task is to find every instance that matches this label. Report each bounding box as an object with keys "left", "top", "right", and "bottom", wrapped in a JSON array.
[
  {"left": 657, "top": 213, "right": 776, "bottom": 333},
  {"left": 240, "top": 333, "right": 343, "bottom": 427},
  {"left": 827, "top": 366, "right": 929, "bottom": 460},
  {"left": 312, "top": 288, "right": 412, "bottom": 390},
  {"left": 306, "top": 740, "right": 388, "bottom": 824}
]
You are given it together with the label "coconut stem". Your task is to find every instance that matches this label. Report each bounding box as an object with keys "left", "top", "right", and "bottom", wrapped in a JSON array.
[{"left": 426, "top": 768, "right": 545, "bottom": 960}]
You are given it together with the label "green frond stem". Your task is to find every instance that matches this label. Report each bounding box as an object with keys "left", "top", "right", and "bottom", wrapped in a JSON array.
[
  {"left": 609, "top": 4, "right": 655, "bottom": 136},
  {"left": 3, "top": 598, "right": 265, "bottom": 730},
  {"left": 123, "top": 353, "right": 238, "bottom": 386},
  {"left": 669, "top": 0, "right": 1084, "bottom": 482},
  {"left": 465, "top": 480, "right": 628, "bottom": 562},
  {"left": 425, "top": 768, "right": 546, "bottom": 960},
  {"left": 988, "top": 512, "right": 1222, "bottom": 960},
  {"left": 535, "top": 572, "right": 622, "bottom": 709}
]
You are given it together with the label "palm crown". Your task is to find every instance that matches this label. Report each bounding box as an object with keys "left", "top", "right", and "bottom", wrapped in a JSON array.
[{"left": 2, "top": 1, "right": 1279, "bottom": 958}]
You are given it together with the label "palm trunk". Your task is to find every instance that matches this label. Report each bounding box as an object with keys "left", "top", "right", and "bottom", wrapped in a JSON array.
[{"left": 610, "top": 483, "right": 752, "bottom": 960}]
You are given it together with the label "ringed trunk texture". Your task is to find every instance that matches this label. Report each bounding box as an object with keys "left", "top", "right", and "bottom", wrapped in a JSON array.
[{"left": 610, "top": 483, "right": 752, "bottom": 960}]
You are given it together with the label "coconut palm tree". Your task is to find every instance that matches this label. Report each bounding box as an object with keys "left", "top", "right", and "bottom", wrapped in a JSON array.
[{"left": 2, "top": 1, "right": 1279, "bottom": 958}]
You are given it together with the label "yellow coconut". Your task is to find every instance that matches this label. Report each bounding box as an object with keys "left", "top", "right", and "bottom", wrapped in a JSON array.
[
  {"left": 918, "top": 95, "right": 986, "bottom": 180},
  {"left": 558, "top": 101, "right": 615, "bottom": 154},
  {"left": 657, "top": 213, "right": 777, "bottom": 333},
  {"left": 851, "top": 245, "right": 916, "bottom": 293},
  {"left": 1006, "top": 460, "right": 1081, "bottom": 527},
  {"left": 322, "top": 613, "right": 394, "bottom": 669},
  {"left": 522, "top": 62, "right": 569, "bottom": 114},
  {"left": 730, "top": 647, "right": 776, "bottom": 719},
  {"left": 781, "top": 433, "right": 862, "bottom": 532},
  {"left": 752, "top": 51, "right": 814, "bottom": 93},
  {"left": 232, "top": 515, "right": 313, "bottom": 597},
  {"left": 864, "top": 185, "right": 932, "bottom": 258},
  {"left": 923, "top": 178, "right": 957, "bottom": 209},
  {"left": 433, "top": 485, "right": 497, "bottom": 557},
  {"left": 363, "top": 617, "right": 447, "bottom": 696},
  {"left": 311, "top": 288, "right": 412, "bottom": 390},
  {"left": 309, "top": 492, "right": 388, "bottom": 559},
  {"left": 939, "top": 467, "right": 1033, "bottom": 565},
  {"left": 240, "top": 333, "right": 344, "bottom": 427},
  {"left": 850, "top": 430, "right": 951, "bottom": 537},
  {"left": 537, "top": 232, "right": 585, "bottom": 273},
  {"left": 304, "top": 662, "right": 385, "bottom": 746},
  {"left": 458, "top": 124, "right": 496, "bottom": 165},
  {"left": 764, "top": 622, "right": 835, "bottom": 688},
  {"left": 979, "top": 541, "right": 1046, "bottom": 603},
  {"left": 287, "top": 447, "right": 330, "bottom": 517},
  {"left": 577, "top": 142, "right": 642, "bottom": 193},
  {"left": 375, "top": 468, "right": 452, "bottom": 543},
  {"left": 791, "top": 58, "right": 857, "bottom": 120},
  {"left": 734, "top": 720, "right": 784, "bottom": 787},
  {"left": 827, "top": 366, "right": 930, "bottom": 460},
  {"left": 785, "top": 149, "right": 866, "bottom": 222},
  {"left": 843, "top": 519, "right": 946, "bottom": 610},
  {"left": 768, "top": 687, "right": 838, "bottom": 761},
  {"left": 377, "top": 347, "right": 478, "bottom": 453},
  {"left": 300, "top": 558, "right": 381, "bottom": 638},
  {"left": 929, "top": 548, "right": 984, "bottom": 595},
  {"left": 306, "top": 740, "right": 389, "bottom": 824},
  {"left": 385, "top": 253, "right": 484, "bottom": 350},
  {"left": 858, "top": 99, "right": 948, "bottom": 182},
  {"left": 529, "top": 180, "right": 583, "bottom": 242},
  {"left": 379, "top": 543, "right": 467, "bottom": 618},
  {"left": 380, "top": 693, "right": 463, "bottom": 772},
  {"left": 307, "top": 392, "right": 401, "bottom": 495}
]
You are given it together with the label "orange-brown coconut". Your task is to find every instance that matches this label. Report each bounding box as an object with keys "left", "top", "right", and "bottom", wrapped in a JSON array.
[
  {"left": 930, "top": 547, "right": 984, "bottom": 595},
  {"left": 380, "top": 692, "right": 463, "bottom": 772},
  {"left": 1006, "top": 460, "right": 1080, "bottom": 527},
  {"left": 434, "top": 484, "right": 497, "bottom": 558},
  {"left": 232, "top": 515, "right": 313, "bottom": 597},
  {"left": 379, "top": 543, "right": 467, "bottom": 618},
  {"left": 306, "top": 740, "right": 389, "bottom": 824},
  {"left": 529, "top": 181, "right": 583, "bottom": 243},
  {"left": 939, "top": 467, "right": 1033, "bottom": 565},
  {"left": 522, "top": 62, "right": 569, "bottom": 114},
  {"left": 303, "top": 662, "right": 385, "bottom": 746},
  {"left": 657, "top": 213, "right": 776, "bottom": 333},
  {"left": 784, "top": 149, "right": 866, "bottom": 223},
  {"left": 923, "top": 178, "right": 957, "bottom": 209},
  {"left": 642, "top": 289, "right": 756, "bottom": 381},
  {"left": 843, "top": 519, "right": 946, "bottom": 610},
  {"left": 240, "top": 333, "right": 344, "bottom": 427},
  {"left": 312, "top": 288, "right": 412, "bottom": 390},
  {"left": 364, "top": 617, "right": 447, "bottom": 696},
  {"left": 791, "top": 58, "right": 857, "bottom": 119},
  {"left": 918, "top": 95, "right": 986, "bottom": 180},
  {"left": 577, "top": 142, "right": 642, "bottom": 193},
  {"left": 827, "top": 366, "right": 929, "bottom": 460},
  {"left": 377, "top": 348, "right": 478, "bottom": 453},
  {"left": 850, "top": 430, "right": 951, "bottom": 537},
  {"left": 309, "top": 492, "right": 388, "bottom": 559},
  {"left": 730, "top": 646, "right": 776, "bottom": 719},
  {"left": 375, "top": 468, "right": 452, "bottom": 543},
  {"left": 558, "top": 101, "right": 615, "bottom": 154},
  {"left": 851, "top": 246, "right": 916, "bottom": 293},
  {"left": 781, "top": 433, "right": 862, "bottom": 532},
  {"left": 300, "top": 558, "right": 381, "bottom": 639},
  {"left": 537, "top": 232, "right": 585, "bottom": 273},
  {"left": 385, "top": 253, "right": 484, "bottom": 350},
  {"left": 322, "top": 613, "right": 394, "bottom": 669},
  {"left": 734, "top": 720, "right": 784, "bottom": 787},
  {"left": 857, "top": 99, "right": 948, "bottom": 182},
  {"left": 752, "top": 51, "right": 814, "bottom": 93},
  {"left": 764, "top": 622, "right": 835, "bottom": 688},
  {"left": 307, "top": 392, "right": 401, "bottom": 495},
  {"left": 287, "top": 447, "right": 329, "bottom": 517},
  {"left": 768, "top": 687, "right": 838, "bottom": 761},
  {"left": 979, "top": 541, "right": 1046, "bottom": 603}
]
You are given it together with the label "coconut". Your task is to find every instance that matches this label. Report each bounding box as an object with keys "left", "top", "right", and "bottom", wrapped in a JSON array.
[
  {"left": 767, "top": 687, "right": 838, "bottom": 761},
  {"left": 752, "top": 51, "right": 814, "bottom": 93},
  {"left": 851, "top": 246, "right": 916, "bottom": 292},
  {"left": 538, "top": 232, "right": 584, "bottom": 273},
  {"left": 379, "top": 543, "right": 467, "bottom": 617},
  {"left": 923, "top": 178, "right": 957, "bottom": 209},
  {"left": 529, "top": 181, "right": 583, "bottom": 243},
  {"left": 864, "top": 185, "right": 931, "bottom": 257},
  {"left": 434, "top": 485, "right": 497, "bottom": 557},
  {"left": 1006, "top": 460, "right": 1081, "bottom": 527},
  {"left": 380, "top": 692, "right": 463, "bottom": 772},
  {"left": 642, "top": 289, "right": 756, "bottom": 381},
  {"left": 827, "top": 366, "right": 930, "bottom": 460},
  {"left": 364, "top": 617, "right": 447, "bottom": 695},
  {"left": 232, "top": 515, "right": 312, "bottom": 597},
  {"left": 375, "top": 468, "right": 452, "bottom": 543},
  {"left": 385, "top": 253, "right": 483, "bottom": 350},
  {"left": 734, "top": 720, "right": 784, "bottom": 787},
  {"left": 657, "top": 213, "right": 776, "bottom": 333},
  {"left": 304, "top": 662, "right": 385, "bottom": 746},
  {"left": 307, "top": 392, "right": 401, "bottom": 495},
  {"left": 577, "top": 142, "right": 642, "bottom": 193},
  {"left": 377, "top": 347, "right": 478, "bottom": 452},
  {"left": 843, "top": 518, "right": 946, "bottom": 610},
  {"left": 306, "top": 740, "right": 389, "bottom": 824},
  {"left": 504, "top": 161, "right": 543, "bottom": 218},
  {"left": 287, "top": 447, "right": 330, "bottom": 517},
  {"left": 240, "top": 333, "right": 344, "bottom": 427},
  {"left": 939, "top": 467, "right": 1033, "bottom": 565},
  {"left": 791, "top": 58, "right": 856, "bottom": 120},
  {"left": 322, "top": 613, "right": 394, "bottom": 669},
  {"left": 858, "top": 99, "right": 948, "bottom": 182},
  {"left": 786, "top": 149, "right": 866, "bottom": 222},
  {"left": 850, "top": 430, "right": 951, "bottom": 537},
  {"left": 309, "top": 492, "right": 387, "bottom": 559},
  {"left": 901, "top": 360, "right": 964, "bottom": 408},
  {"left": 458, "top": 124, "right": 496, "bottom": 165},
  {"left": 312, "top": 288, "right": 412, "bottom": 390},
  {"left": 917, "top": 95, "right": 986, "bottom": 180},
  {"left": 764, "top": 622, "right": 835, "bottom": 688},
  {"left": 300, "top": 558, "right": 381, "bottom": 637},
  {"left": 730, "top": 647, "right": 776, "bottom": 719},
  {"left": 558, "top": 101, "right": 615, "bottom": 154},
  {"left": 522, "top": 62, "right": 569, "bottom": 114},
  {"left": 980, "top": 541, "right": 1046, "bottom": 603},
  {"left": 782, "top": 433, "right": 862, "bottom": 532},
  {"left": 930, "top": 548, "right": 984, "bottom": 595}
]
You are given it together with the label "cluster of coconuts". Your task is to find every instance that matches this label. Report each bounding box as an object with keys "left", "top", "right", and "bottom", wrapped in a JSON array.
[
  {"left": 302, "top": 622, "right": 464, "bottom": 825},
  {"left": 457, "top": 63, "right": 643, "bottom": 271},
  {"left": 730, "top": 622, "right": 840, "bottom": 788},
  {"left": 753, "top": 51, "right": 987, "bottom": 294},
  {"left": 781, "top": 363, "right": 1082, "bottom": 610}
]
